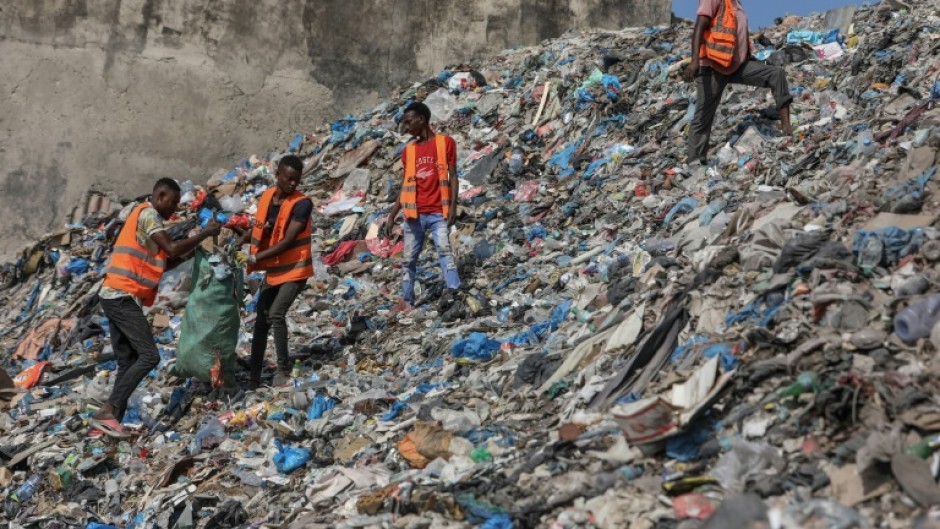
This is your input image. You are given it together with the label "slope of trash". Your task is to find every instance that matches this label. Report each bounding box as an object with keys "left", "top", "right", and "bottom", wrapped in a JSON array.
[{"left": 2, "top": 1, "right": 940, "bottom": 528}]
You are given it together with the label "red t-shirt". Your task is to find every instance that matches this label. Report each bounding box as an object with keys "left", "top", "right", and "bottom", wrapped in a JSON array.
[{"left": 403, "top": 135, "right": 457, "bottom": 215}]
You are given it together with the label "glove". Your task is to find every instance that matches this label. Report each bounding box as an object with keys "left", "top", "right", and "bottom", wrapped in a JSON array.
[{"left": 236, "top": 252, "right": 256, "bottom": 265}]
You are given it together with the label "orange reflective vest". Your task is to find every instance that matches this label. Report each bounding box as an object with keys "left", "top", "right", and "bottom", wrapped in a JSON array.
[
  {"left": 103, "top": 203, "right": 168, "bottom": 307},
  {"left": 400, "top": 135, "right": 451, "bottom": 220},
  {"left": 699, "top": 0, "right": 737, "bottom": 68},
  {"left": 248, "top": 188, "right": 313, "bottom": 285}
]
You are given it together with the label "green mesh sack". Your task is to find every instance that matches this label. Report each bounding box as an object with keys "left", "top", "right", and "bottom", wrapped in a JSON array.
[{"left": 171, "top": 249, "right": 243, "bottom": 387}]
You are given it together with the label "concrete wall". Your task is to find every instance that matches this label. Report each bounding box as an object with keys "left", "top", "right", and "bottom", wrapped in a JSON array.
[{"left": 0, "top": 0, "right": 670, "bottom": 258}]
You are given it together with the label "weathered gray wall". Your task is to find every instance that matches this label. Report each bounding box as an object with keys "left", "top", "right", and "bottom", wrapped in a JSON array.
[{"left": 0, "top": 0, "right": 670, "bottom": 258}]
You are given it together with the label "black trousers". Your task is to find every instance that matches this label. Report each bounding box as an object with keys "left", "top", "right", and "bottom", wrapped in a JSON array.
[
  {"left": 100, "top": 296, "right": 160, "bottom": 420},
  {"left": 688, "top": 61, "right": 793, "bottom": 163},
  {"left": 249, "top": 279, "right": 305, "bottom": 383}
]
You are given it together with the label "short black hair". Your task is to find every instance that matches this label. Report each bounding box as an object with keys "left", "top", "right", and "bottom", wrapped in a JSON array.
[
  {"left": 278, "top": 154, "right": 304, "bottom": 174},
  {"left": 405, "top": 102, "right": 431, "bottom": 123},
  {"left": 153, "top": 178, "right": 181, "bottom": 194}
]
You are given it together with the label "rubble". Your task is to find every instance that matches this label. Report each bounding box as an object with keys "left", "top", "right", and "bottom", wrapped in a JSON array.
[{"left": 2, "top": 1, "right": 940, "bottom": 527}]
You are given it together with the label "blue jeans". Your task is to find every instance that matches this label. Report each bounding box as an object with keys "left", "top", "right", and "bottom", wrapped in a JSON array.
[{"left": 402, "top": 213, "right": 461, "bottom": 304}]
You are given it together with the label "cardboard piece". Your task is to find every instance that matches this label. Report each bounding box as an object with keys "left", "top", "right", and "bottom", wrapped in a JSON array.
[
  {"left": 612, "top": 357, "right": 733, "bottom": 445},
  {"left": 862, "top": 213, "right": 936, "bottom": 231}
]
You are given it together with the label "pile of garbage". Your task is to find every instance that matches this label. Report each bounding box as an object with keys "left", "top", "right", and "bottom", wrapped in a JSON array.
[{"left": 2, "top": 1, "right": 940, "bottom": 527}]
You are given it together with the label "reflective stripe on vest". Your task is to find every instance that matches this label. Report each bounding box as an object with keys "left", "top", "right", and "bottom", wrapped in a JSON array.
[
  {"left": 699, "top": 0, "right": 737, "bottom": 68},
  {"left": 248, "top": 187, "right": 314, "bottom": 286},
  {"left": 102, "top": 203, "right": 167, "bottom": 307},
  {"left": 400, "top": 135, "right": 451, "bottom": 220}
]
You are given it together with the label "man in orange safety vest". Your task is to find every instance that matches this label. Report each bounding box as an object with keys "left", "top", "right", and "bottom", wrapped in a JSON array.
[
  {"left": 238, "top": 155, "right": 313, "bottom": 388},
  {"left": 685, "top": 0, "right": 793, "bottom": 165},
  {"left": 93, "top": 178, "right": 221, "bottom": 437}
]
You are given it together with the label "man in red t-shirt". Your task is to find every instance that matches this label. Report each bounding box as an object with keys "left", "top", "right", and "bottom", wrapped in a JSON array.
[{"left": 385, "top": 102, "right": 461, "bottom": 306}]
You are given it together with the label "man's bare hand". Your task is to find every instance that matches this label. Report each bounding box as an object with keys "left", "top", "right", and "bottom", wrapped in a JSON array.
[{"left": 684, "top": 60, "right": 700, "bottom": 82}]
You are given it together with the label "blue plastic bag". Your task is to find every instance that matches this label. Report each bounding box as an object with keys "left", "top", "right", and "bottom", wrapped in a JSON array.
[
  {"left": 702, "top": 343, "right": 739, "bottom": 372},
  {"left": 307, "top": 394, "right": 337, "bottom": 420},
  {"left": 198, "top": 208, "right": 229, "bottom": 228},
  {"left": 481, "top": 513, "right": 514, "bottom": 529},
  {"left": 451, "top": 333, "right": 502, "bottom": 362},
  {"left": 86, "top": 523, "right": 121, "bottom": 529},
  {"left": 288, "top": 133, "right": 305, "bottom": 153},
  {"left": 381, "top": 400, "right": 409, "bottom": 421},
  {"left": 663, "top": 198, "right": 699, "bottom": 226},
  {"left": 65, "top": 258, "right": 90, "bottom": 276},
  {"left": 272, "top": 440, "right": 311, "bottom": 474},
  {"left": 601, "top": 74, "right": 622, "bottom": 102}
]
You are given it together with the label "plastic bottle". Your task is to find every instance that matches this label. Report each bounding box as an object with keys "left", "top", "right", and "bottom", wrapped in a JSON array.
[
  {"left": 854, "top": 130, "right": 875, "bottom": 158},
  {"left": 188, "top": 418, "right": 225, "bottom": 455},
  {"left": 905, "top": 434, "right": 940, "bottom": 459},
  {"left": 291, "top": 360, "right": 303, "bottom": 379},
  {"left": 778, "top": 372, "right": 818, "bottom": 399},
  {"left": 620, "top": 465, "right": 644, "bottom": 480},
  {"left": 471, "top": 446, "right": 493, "bottom": 463},
  {"left": 857, "top": 236, "right": 883, "bottom": 274},
  {"left": 895, "top": 295, "right": 940, "bottom": 343},
  {"left": 508, "top": 148, "right": 524, "bottom": 176},
  {"left": 571, "top": 307, "right": 593, "bottom": 324},
  {"left": 10, "top": 475, "right": 41, "bottom": 503}
]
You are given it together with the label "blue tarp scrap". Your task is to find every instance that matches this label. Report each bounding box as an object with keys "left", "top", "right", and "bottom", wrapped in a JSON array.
[
  {"left": 288, "top": 133, "right": 305, "bottom": 152},
  {"left": 602, "top": 74, "right": 622, "bottom": 102},
  {"left": 505, "top": 299, "right": 573, "bottom": 346},
  {"left": 381, "top": 400, "right": 409, "bottom": 421},
  {"left": 463, "top": 425, "right": 515, "bottom": 447},
  {"left": 583, "top": 158, "right": 611, "bottom": 180},
  {"left": 457, "top": 495, "right": 514, "bottom": 527},
  {"left": 547, "top": 142, "right": 579, "bottom": 179},
  {"left": 726, "top": 296, "right": 786, "bottom": 328},
  {"left": 669, "top": 335, "right": 709, "bottom": 364},
  {"left": 786, "top": 29, "right": 840, "bottom": 45},
  {"left": 702, "top": 343, "right": 740, "bottom": 372},
  {"left": 405, "top": 357, "right": 445, "bottom": 376},
  {"left": 883, "top": 166, "right": 936, "bottom": 205},
  {"left": 852, "top": 226, "right": 928, "bottom": 267},
  {"left": 329, "top": 117, "right": 358, "bottom": 144}
]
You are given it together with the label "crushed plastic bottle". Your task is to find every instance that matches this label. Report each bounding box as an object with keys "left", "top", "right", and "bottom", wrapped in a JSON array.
[
  {"left": 779, "top": 372, "right": 818, "bottom": 399},
  {"left": 857, "top": 235, "right": 883, "bottom": 274},
  {"left": 188, "top": 418, "right": 225, "bottom": 455},
  {"left": 895, "top": 295, "right": 940, "bottom": 343},
  {"left": 10, "top": 475, "right": 41, "bottom": 503},
  {"left": 508, "top": 147, "right": 524, "bottom": 175}
]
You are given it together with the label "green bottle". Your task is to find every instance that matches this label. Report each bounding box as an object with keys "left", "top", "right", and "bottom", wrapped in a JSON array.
[
  {"left": 905, "top": 434, "right": 940, "bottom": 459},
  {"left": 291, "top": 360, "right": 302, "bottom": 379},
  {"left": 779, "top": 372, "right": 818, "bottom": 399}
]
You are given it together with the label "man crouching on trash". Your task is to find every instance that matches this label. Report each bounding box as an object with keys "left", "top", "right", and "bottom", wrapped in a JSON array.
[
  {"left": 385, "top": 102, "right": 462, "bottom": 308},
  {"left": 93, "top": 178, "right": 221, "bottom": 437},
  {"left": 237, "top": 155, "right": 314, "bottom": 389}
]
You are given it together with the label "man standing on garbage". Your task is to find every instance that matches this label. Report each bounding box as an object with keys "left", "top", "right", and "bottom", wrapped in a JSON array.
[
  {"left": 93, "top": 178, "right": 221, "bottom": 437},
  {"left": 685, "top": 0, "right": 794, "bottom": 165},
  {"left": 239, "top": 155, "right": 314, "bottom": 388},
  {"left": 385, "top": 102, "right": 461, "bottom": 307}
]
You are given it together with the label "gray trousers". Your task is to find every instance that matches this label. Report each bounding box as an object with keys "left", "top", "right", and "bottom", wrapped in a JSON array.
[
  {"left": 100, "top": 296, "right": 160, "bottom": 421},
  {"left": 687, "top": 60, "right": 793, "bottom": 163}
]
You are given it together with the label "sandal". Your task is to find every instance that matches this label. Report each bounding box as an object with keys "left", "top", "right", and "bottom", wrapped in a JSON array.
[{"left": 89, "top": 417, "right": 131, "bottom": 439}]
